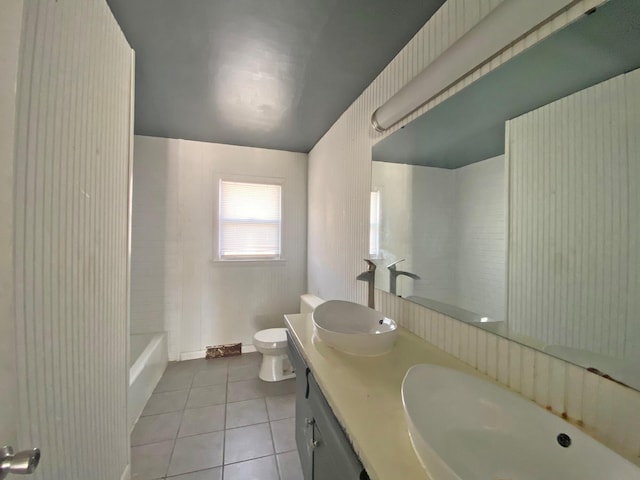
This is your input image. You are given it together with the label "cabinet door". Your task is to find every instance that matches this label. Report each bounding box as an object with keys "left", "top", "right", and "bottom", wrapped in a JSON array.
[
  {"left": 287, "top": 334, "right": 313, "bottom": 479},
  {"left": 296, "top": 384, "right": 314, "bottom": 479},
  {"left": 312, "top": 420, "right": 347, "bottom": 480},
  {"left": 308, "top": 374, "right": 367, "bottom": 479}
]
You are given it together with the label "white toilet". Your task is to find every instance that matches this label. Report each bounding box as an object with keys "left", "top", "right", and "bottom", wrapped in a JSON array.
[{"left": 253, "top": 328, "right": 296, "bottom": 382}]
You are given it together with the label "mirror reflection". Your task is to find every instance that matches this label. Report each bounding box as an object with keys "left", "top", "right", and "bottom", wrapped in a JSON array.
[{"left": 370, "top": 0, "right": 640, "bottom": 390}]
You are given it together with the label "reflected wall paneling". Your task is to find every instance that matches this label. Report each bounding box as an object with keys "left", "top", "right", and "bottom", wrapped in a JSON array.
[{"left": 507, "top": 73, "right": 634, "bottom": 359}]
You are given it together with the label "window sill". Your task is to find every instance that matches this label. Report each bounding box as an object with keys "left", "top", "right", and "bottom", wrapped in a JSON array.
[{"left": 210, "top": 258, "right": 287, "bottom": 266}]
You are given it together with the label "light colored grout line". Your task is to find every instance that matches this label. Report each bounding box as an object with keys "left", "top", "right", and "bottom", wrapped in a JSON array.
[
  {"left": 267, "top": 417, "right": 281, "bottom": 480},
  {"left": 162, "top": 366, "right": 195, "bottom": 479},
  {"left": 224, "top": 419, "right": 271, "bottom": 432},
  {"left": 221, "top": 360, "right": 229, "bottom": 480},
  {"left": 222, "top": 452, "right": 279, "bottom": 468}
]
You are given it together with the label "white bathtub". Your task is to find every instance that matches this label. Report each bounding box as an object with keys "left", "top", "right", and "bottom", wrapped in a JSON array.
[{"left": 129, "top": 333, "right": 168, "bottom": 430}]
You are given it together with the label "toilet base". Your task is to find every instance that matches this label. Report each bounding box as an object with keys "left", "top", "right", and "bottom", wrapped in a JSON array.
[{"left": 259, "top": 353, "right": 296, "bottom": 382}]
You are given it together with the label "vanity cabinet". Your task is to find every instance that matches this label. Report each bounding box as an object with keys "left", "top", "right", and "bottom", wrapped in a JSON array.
[{"left": 287, "top": 332, "right": 369, "bottom": 480}]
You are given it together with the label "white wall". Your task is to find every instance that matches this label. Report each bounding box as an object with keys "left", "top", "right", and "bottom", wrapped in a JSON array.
[
  {"left": 454, "top": 155, "right": 505, "bottom": 320},
  {"left": 410, "top": 165, "right": 457, "bottom": 302},
  {"left": 507, "top": 70, "right": 640, "bottom": 360},
  {"left": 133, "top": 136, "right": 307, "bottom": 360},
  {"left": 372, "top": 162, "right": 457, "bottom": 300},
  {"left": 12, "top": 2, "right": 133, "bottom": 479},
  {"left": 131, "top": 138, "right": 181, "bottom": 336},
  {"left": 626, "top": 69, "right": 640, "bottom": 366},
  {"left": 372, "top": 156, "right": 505, "bottom": 320},
  {"left": 307, "top": 0, "right": 640, "bottom": 459}
]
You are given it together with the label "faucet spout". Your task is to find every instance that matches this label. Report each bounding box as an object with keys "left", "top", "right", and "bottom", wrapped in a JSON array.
[
  {"left": 356, "top": 259, "right": 376, "bottom": 309},
  {"left": 387, "top": 259, "right": 421, "bottom": 296}
]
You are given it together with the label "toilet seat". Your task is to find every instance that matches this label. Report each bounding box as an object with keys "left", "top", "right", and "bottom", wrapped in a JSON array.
[{"left": 253, "top": 328, "right": 288, "bottom": 350}]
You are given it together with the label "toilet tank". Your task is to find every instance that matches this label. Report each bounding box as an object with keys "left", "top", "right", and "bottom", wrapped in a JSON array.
[{"left": 300, "top": 294, "right": 324, "bottom": 314}]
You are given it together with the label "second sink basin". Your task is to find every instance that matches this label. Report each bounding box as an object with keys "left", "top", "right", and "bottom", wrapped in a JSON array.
[
  {"left": 312, "top": 300, "right": 397, "bottom": 356},
  {"left": 401, "top": 364, "right": 640, "bottom": 480}
]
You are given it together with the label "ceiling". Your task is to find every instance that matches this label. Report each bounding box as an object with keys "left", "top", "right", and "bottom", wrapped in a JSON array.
[{"left": 106, "top": 0, "right": 446, "bottom": 152}]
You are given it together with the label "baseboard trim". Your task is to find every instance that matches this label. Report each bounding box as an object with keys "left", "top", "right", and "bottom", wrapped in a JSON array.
[{"left": 180, "top": 350, "right": 205, "bottom": 361}]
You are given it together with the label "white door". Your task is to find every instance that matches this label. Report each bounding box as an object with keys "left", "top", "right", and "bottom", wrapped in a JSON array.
[
  {"left": 0, "top": 0, "right": 24, "bottom": 453},
  {"left": 1, "top": 2, "right": 133, "bottom": 479},
  {"left": 1, "top": 2, "right": 42, "bottom": 476},
  {"left": 1, "top": 1, "right": 40, "bottom": 477}
]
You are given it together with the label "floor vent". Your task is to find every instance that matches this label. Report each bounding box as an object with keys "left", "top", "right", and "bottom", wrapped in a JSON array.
[{"left": 205, "top": 343, "right": 242, "bottom": 359}]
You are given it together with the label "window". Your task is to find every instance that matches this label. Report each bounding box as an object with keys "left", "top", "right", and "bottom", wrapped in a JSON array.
[
  {"left": 218, "top": 179, "right": 282, "bottom": 260},
  {"left": 370, "top": 191, "right": 381, "bottom": 257}
]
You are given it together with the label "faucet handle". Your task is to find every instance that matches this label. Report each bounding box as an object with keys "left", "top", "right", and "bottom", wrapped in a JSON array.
[
  {"left": 363, "top": 259, "right": 376, "bottom": 271},
  {"left": 386, "top": 259, "right": 405, "bottom": 270}
]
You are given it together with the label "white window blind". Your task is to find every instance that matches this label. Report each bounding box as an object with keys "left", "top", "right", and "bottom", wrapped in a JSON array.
[{"left": 219, "top": 180, "right": 282, "bottom": 260}]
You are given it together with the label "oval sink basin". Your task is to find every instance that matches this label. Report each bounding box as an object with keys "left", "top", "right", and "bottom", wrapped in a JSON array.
[
  {"left": 312, "top": 300, "right": 397, "bottom": 356},
  {"left": 402, "top": 364, "right": 640, "bottom": 480}
]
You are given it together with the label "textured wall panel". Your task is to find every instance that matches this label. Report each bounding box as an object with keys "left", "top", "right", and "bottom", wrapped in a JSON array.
[
  {"left": 371, "top": 156, "right": 505, "bottom": 321},
  {"left": 507, "top": 73, "right": 635, "bottom": 360},
  {"left": 133, "top": 136, "right": 307, "bottom": 360},
  {"left": 131, "top": 137, "right": 181, "bottom": 340},
  {"left": 371, "top": 161, "right": 457, "bottom": 299},
  {"left": 454, "top": 156, "right": 505, "bottom": 320},
  {"left": 13, "top": 2, "right": 133, "bottom": 479},
  {"left": 308, "top": 0, "right": 640, "bottom": 460},
  {"left": 625, "top": 69, "right": 640, "bottom": 365}
]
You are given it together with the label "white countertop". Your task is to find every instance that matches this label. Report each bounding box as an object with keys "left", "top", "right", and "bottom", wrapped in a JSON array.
[
  {"left": 286, "top": 312, "right": 640, "bottom": 479},
  {"left": 285, "top": 312, "right": 490, "bottom": 480}
]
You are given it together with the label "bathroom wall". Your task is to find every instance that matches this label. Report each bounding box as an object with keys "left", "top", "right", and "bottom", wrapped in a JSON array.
[
  {"left": 453, "top": 155, "right": 505, "bottom": 320},
  {"left": 508, "top": 70, "right": 640, "bottom": 361},
  {"left": 372, "top": 156, "right": 505, "bottom": 319},
  {"left": 410, "top": 166, "right": 457, "bottom": 302},
  {"left": 131, "top": 138, "right": 181, "bottom": 337},
  {"left": 133, "top": 136, "right": 307, "bottom": 360},
  {"left": 627, "top": 70, "right": 640, "bottom": 367},
  {"left": 12, "top": 1, "right": 133, "bottom": 479},
  {"left": 372, "top": 162, "right": 457, "bottom": 300},
  {"left": 306, "top": 0, "right": 640, "bottom": 459}
]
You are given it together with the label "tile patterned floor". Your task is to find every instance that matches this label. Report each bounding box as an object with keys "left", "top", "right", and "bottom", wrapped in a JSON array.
[{"left": 131, "top": 353, "right": 303, "bottom": 480}]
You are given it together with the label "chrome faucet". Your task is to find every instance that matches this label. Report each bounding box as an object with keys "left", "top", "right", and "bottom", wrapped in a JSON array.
[
  {"left": 356, "top": 259, "right": 376, "bottom": 309},
  {"left": 387, "top": 259, "right": 421, "bottom": 296}
]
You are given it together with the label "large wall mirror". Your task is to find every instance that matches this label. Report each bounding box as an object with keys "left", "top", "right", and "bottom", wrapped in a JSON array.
[{"left": 371, "top": 0, "right": 640, "bottom": 390}]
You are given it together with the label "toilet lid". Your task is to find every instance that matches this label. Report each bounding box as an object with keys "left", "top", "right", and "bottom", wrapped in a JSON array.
[{"left": 254, "top": 328, "right": 287, "bottom": 343}]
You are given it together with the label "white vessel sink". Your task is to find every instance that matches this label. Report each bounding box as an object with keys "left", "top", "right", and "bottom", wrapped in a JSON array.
[
  {"left": 312, "top": 300, "right": 397, "bottom": 356},
  {"left": 401, "top": 364, "right": 640, "bottom": 480}
]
